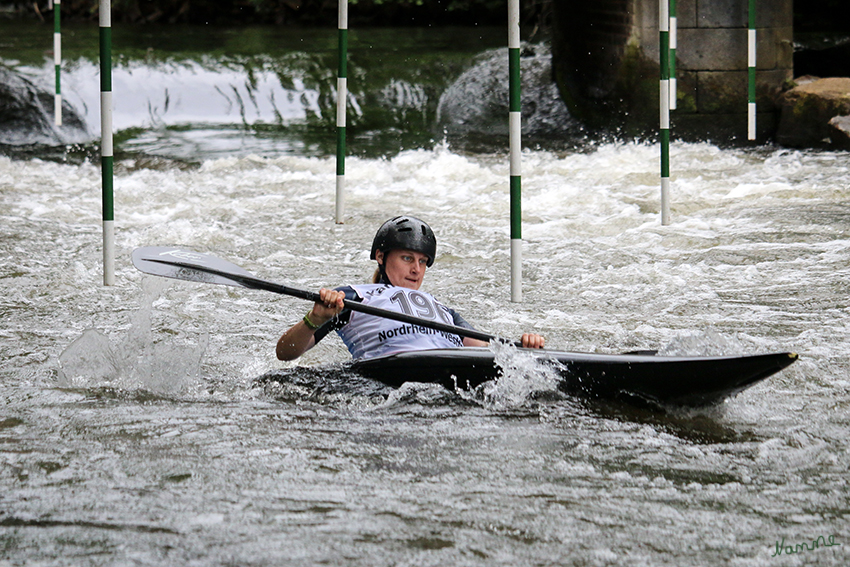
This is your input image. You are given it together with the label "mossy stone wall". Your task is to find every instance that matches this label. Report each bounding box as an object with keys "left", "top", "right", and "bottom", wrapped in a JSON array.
[{"left": 551, "top": 0, "right": 793, "bottom": 142}]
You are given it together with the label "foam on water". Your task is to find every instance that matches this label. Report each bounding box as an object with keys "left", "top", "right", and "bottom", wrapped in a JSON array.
[{"left": 4, "top": 141, "right": 847, "bottom": 385}]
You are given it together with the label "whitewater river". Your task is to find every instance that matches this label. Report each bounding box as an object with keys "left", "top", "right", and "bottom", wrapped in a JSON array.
[{"left": 2, "top": 21, "right": 849, "bottom": 567}]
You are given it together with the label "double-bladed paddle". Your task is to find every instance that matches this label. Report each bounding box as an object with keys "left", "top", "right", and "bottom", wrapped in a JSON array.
[{"left": 131, "top": 246, "right": 515, "bottom": 346}]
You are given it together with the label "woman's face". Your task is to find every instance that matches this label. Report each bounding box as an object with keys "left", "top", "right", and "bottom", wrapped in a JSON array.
[{"left": 376, "top": 249, "right": 428, "bottom": 290}]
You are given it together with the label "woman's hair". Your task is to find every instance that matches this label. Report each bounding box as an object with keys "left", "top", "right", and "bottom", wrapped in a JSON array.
[{"left": 371, "top": 267, "right": 381, "bottom": 284}]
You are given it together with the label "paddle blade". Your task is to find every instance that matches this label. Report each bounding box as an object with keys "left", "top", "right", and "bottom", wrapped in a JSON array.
[{"left": 131, "top": 246, "right": 255, "bottom": 288}]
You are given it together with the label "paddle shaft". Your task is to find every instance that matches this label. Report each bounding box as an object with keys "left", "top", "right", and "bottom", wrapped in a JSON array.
[{"left": 143, "top": 257, "right": 509, "bottom": 345}]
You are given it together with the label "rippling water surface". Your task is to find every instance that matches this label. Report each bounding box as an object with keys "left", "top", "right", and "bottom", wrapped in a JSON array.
[{"left": 1, "top": 22, "right": 849, "bottom": 567}]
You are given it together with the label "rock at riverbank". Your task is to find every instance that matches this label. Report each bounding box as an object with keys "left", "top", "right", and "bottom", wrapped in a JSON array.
[
  {"left": 828, "top": 115, "right": 850, "bottom": 149},
  {"left": 0, "top": 66, "right": 89, "bottom": 146},
  {"left": 436, "top": 44, "right": 582, "bottom": 148},
  {"left": 776, "top": 77, "right": 850, "bottom": 148}
]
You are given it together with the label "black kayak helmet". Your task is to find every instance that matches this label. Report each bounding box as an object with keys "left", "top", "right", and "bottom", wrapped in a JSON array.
[{"left": 370, "top": 216, "right": 437, "bottom": 267}]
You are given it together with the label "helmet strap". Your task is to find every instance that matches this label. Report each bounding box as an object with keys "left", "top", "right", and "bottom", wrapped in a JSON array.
[
  {"left": 375, "top": 250, "right": 393, "bottom": 285},
  {"left": 377, "top": 261, "right": 392, "bottom": 285}
]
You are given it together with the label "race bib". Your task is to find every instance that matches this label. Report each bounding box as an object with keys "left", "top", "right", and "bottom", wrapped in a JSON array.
[{"left": 337, "top": 284, "right": 464, "bottom": 359}]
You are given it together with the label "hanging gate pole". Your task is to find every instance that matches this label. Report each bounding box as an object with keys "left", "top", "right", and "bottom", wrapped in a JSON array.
[
  {"left": 508, "top": 0, "right": 522, "bottom": 302},
  {"left": 335, "top": 0, "right": 348, "bottom": 224},
  {"left": 659, "top": 0, "right": 671, "bottom": 226},
  {"left": 53, "top": 0, "right": 62, "bottom": 126},
  {"left": 669, "top": 0, "right": 677, "bottom": 110},
  {"left": 100, "top": 0, "right": 114, "bottom": 285},
  {"left": 748, "top": 0, "right": 757, "bottom": 140}
]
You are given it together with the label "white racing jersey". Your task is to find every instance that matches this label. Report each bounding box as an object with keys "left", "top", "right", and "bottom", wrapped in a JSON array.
[{"left": 334, "top": 284, "right": 465, "bottom": 360}]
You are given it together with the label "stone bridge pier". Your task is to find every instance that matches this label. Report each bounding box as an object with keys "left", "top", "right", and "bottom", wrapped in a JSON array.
[{"left": 550, "top": 0, "right": 793, "bottom": 142}]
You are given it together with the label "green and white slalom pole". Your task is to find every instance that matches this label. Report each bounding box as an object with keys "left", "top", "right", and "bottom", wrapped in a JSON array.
[
  {"left": 335, "top": 0, "right": 348, "bottom": 224},
  {"left": 669, "top": 0, "right": 677, "bottom": 110},
  {"left": 53, "top": 0, "right": 61, "bottom": 125},
  {"left": 659, "top": 0, "right": 671, "bottom": 225},
  {"left": 748, "top": 0, "right": 756, "bottom": 140},
  {"left": 508, "top": 0, "right": 522, "bottom": 302},
  {"left": 100, "top": 0, "right": 114, "bottom": 285}
]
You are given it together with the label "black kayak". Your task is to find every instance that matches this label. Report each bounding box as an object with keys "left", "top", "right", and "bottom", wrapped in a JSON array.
[
  {"left": 347, "top": 348, "right": 798, "bottom": 407},
  {"left": 128, "top": 247, "right": 799, "bottom": 407}
]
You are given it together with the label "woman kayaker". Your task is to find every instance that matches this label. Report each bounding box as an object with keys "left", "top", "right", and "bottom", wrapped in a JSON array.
[{"left": 276, "top": 215, "right": 545, "bottom": 361}]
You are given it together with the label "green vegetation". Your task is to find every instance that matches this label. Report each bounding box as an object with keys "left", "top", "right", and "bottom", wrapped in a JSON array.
[{"left": 18, "top": 0, "right": 546, "bottom": 26}]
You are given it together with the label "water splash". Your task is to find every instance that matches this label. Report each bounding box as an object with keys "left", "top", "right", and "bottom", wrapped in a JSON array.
[
  {"left": 461, "top": 341, "right": 567, "bottom": 409},
  {"left": 57, "top": 278, "right": 206, "bottom": 395},
  {"left": 56, "top": 328, "right": 122, "bottom": 387}
]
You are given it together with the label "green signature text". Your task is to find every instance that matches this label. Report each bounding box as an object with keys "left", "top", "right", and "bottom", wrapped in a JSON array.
[{"left": 772, "top": 535, "right": 840, "bottom": 557}]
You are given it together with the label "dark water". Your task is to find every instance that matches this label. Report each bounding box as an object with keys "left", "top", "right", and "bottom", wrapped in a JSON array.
[{"left": 1, "top": 21, "right": 849, "bottom": 567}]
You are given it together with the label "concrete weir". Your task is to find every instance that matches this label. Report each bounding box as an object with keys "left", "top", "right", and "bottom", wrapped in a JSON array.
[{"left": 550, "top": 0, "right": 793, "bottom": 142}]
